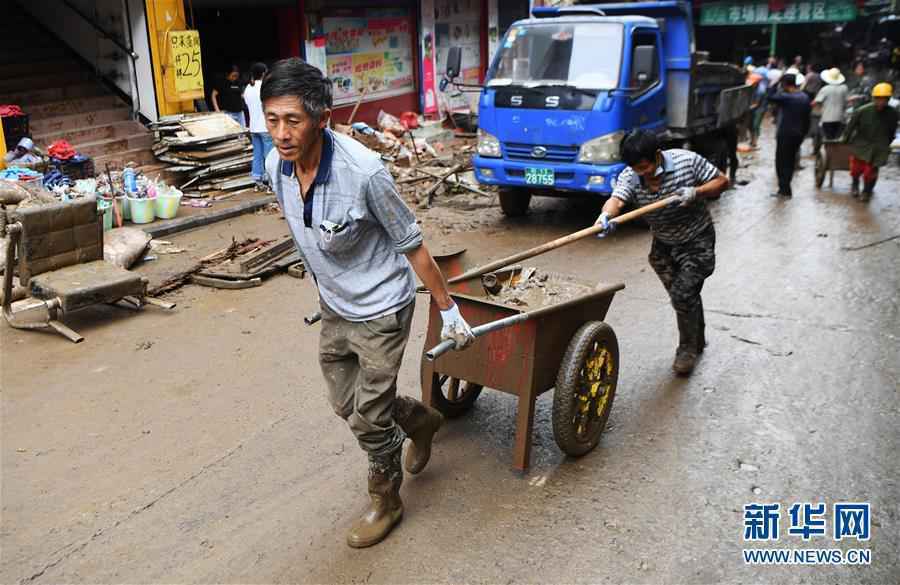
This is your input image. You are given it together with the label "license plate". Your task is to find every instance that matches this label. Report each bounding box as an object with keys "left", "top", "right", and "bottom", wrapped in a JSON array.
[{"left": 524, "top": 167, "right": 555, "bottom": 186}]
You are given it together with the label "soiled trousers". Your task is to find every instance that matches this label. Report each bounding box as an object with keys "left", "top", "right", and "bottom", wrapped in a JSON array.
[
  {"left": 648, "top": 225, "right": 716, "bottom": 316},
  {"left": 318, "top": 300, "right": 415, "bottom": 457}
]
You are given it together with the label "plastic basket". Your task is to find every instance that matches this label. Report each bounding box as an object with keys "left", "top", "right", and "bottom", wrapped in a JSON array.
[
  {"left": 128, "top": 196, "right": 155, "bottom": 224},
  {"left": 56, "top": 157, "right": 95, "bottom": 180},
  {"left": 154, "top": 190, "right": 182, "bottom": 220}
]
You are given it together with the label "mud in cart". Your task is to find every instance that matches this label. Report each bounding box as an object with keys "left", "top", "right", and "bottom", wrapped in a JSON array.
[{"left": 420, "top": 269, "right": 625, "bottom": 471}]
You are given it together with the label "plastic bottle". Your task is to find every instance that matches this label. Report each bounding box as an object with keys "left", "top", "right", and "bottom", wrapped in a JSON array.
[{"left": 123, "top": 167, "right": 136, "bottom": 193}]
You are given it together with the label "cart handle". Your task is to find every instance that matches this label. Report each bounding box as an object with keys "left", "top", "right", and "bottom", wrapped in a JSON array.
[
  {"left": 442, "top": 196, "right": 677, "bottom": 286},
  {"left": 424, "top": 281, "right": 625, "bottom": 361},
  {"left": 426, "top": 312, "right": 530, "bottom": 361}
]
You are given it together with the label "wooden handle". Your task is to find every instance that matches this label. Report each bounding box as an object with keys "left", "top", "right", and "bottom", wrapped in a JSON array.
[{"left": 446, "top": 196, "right": 676, "bottom": 285}]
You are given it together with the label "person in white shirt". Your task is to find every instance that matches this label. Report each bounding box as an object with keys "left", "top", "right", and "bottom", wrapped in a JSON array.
[
  {"left": 814, "top": 68, "right": 849, "bottom": 141},
  {"left": 243, "top": 62, "right": 274, "bottom": 190}
]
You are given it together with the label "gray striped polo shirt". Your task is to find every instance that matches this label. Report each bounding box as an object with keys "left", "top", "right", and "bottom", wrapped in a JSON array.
[
  {"left": 266, "top": 129, "right": 423, "bottom": 321},
  {"left": 612, "top": 149, "right": 720, "bottom": 244}
]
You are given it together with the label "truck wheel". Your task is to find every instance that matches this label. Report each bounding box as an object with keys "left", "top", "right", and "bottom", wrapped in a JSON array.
[
  {"left": 429, "top": 373, "right": 483, "bottom": 418},
  {"left": 499, "top": 188, "right": 531, "bottom": 217},
  {"left": 552, "top": 321, "right": 618, "bottom": 457}
]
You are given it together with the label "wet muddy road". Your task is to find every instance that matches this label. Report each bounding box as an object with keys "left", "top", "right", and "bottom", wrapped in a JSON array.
[{"left": 2, "top": 130, "right": 898, "bottom": 583}]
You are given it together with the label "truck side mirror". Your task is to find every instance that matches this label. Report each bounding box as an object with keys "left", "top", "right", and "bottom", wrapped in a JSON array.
[
  {"left": 633, "top": 45, "right": 655, "bottom": 86},
  {"left": 446, "top": 46, "right": 462, "bottom": 80}
]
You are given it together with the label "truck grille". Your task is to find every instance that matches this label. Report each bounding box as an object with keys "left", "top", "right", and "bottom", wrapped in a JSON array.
[{"left": 504, "top": 143, "right": 579, "bottom": 163}]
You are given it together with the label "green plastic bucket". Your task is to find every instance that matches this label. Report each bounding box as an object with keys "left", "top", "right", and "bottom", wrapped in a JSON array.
[
  {"left": 128, "top": 196, "right": 155, "bottom": 224},
  {"left": 154, "top": 190, "right": 182, "bottom": 220},
  {"left": 97, "top": 199, "right": 113, "bottom": 231}
]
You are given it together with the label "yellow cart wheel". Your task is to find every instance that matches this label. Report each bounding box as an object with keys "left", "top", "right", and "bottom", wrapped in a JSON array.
[{"left": 552, "top": 321, "right": 619, "bottom": 457}]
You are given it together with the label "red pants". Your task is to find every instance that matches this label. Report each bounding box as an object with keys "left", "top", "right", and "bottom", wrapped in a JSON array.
[{"left": 849, "top": 156, "right": 879, "bottom": 182}]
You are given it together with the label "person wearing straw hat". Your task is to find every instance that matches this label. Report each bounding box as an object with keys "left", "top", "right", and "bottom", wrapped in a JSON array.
[
  {"left": 843, "top": 82, "right": 899, "bottom": 200},
  {"left": 814, "top": 68, "right": 849, "bottom": 141}
]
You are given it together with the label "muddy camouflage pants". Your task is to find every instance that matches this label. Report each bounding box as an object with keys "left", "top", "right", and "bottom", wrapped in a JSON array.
[
  {"left": 648, "top": 225, "right": 716, "bottom": 316},
  {"left": 318, "top": 300, "right": 415, "bottom": 457}
]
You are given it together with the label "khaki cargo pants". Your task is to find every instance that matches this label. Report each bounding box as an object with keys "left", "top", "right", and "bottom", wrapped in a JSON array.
[{"left": 318, "top": 300, "right": 415, "bottom": 457}]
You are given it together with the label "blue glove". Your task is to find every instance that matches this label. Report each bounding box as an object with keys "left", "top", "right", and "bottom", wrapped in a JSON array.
[
  {"left": 594, "top": 212, "right": 616, "bottom": 238},
  {"left": 667, "top": 187, "right": 697, "bottom": 208}
]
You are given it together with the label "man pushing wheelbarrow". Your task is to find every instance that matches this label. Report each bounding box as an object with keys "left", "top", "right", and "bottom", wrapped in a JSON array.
[
  {"left": 594, "top": 130, "right": 730, "bottom": 375},
  {"left": 843, "top": 83, "right": 899, "bottom": 201}
]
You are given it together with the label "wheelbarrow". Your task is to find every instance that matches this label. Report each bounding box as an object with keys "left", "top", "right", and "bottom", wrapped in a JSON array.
[
  {"left": 815, "top": 139, "right": 852, "bottom": 189},
  {"left": 421, "top": 196, "right": 676, "bottom": 470}
]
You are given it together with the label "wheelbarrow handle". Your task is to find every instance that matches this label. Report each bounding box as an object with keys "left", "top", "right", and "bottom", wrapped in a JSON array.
[
  {"left": 425, "top": 312, "right": 531, "bottom": 361},
  {"left": 304, "top": 311, "right": 322, "bottom": 325},
  {"left": 444, "top": 196, "right": 677, "bottom": 286}
]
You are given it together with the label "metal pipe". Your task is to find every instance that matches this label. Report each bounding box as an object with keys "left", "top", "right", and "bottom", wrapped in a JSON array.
[
  {"left": 426, "top": 312, "right": 532, "bottom": 361},
  {"left": 425, "top": 282, "right": 625, "bottom": 361}
]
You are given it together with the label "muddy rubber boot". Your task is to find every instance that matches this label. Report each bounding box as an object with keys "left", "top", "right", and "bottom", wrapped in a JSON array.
[
  {"left": 696, "top": 299, "right": 707, "bottom": 354},
  {"left": 861, "top": 180, "right": 875, "bottom": 201},
  {"left": 347, "top": 450, "right": 403, "bottom": 548},
  {"left": 850, "top": 176, "right": 860, "bottom": 198},
  {"left": 672, "top": 308, "right": 699, "bottom": 376},
  {"left": 394, "top": 396, "right": 444, "bottom": 475}
]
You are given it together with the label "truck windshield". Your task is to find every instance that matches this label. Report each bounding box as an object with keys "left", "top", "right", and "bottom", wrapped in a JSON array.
[{"left": 488, "top": 22, "right": 623, "bottom": 90}]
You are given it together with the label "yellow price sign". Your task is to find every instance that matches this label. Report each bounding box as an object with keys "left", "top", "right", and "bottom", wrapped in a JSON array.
[{"left": 166, "top": 30, "right": 204, "bottom": 99}]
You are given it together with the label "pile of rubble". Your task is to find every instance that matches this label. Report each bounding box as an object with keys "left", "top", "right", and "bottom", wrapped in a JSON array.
[{"left": 151, "top": 113, "right": 254, "bottom": 200}]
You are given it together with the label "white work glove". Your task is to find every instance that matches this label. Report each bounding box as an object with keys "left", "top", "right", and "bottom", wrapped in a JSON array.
[
  {"left": 668, "top": 186, "right": 697, "bottom": 208},
  {"left": 594, "top": 212, "right": 616, "bottom": 238},
  {"left": 440, "top": 302, "right": 475, "bottom": 350}
]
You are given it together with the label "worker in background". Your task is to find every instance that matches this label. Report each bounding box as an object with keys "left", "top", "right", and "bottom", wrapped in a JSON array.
[
  {"left": 211, "top": 64, "right": 246, "bottom": 128},
  {"left": 594, "top": 130, "right": 729, "bottom": 376},
  {"left": 768, "top": 72, "right": 811, "bottom": 197},
  {"left": 3, "top": 137, "right": 41, "bottom": 165},
  {"left": 262, "top": 58, "right": 474, "bottom": 548},
  {"left": 847, "top": 60, "right": 875, "bottom": 106},
  {"left": 243, "top": 62, "right": 274, "bottom": 191},
  {"left": 843, "top": 83, "right": 899, "bottom": 200},
  {"left": 814, "top": 68, "right": 849, "bottom": 141}
]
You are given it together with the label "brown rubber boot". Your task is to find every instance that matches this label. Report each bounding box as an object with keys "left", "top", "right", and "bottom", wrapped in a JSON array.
[
  {"left": 696, "top": 299, "right": 707, "bottom": 354},
  {"left": 672, "top": 308, "right": 700, "bottom": 376},
  {"left": 861, "top": 180, "right": 875, "bottom": 201},
  {"left": 347, "top": 450, "right": 403, "bottom": 548},
  {"left": 394, "top": 396, "right": 444, "bottom": 475}
]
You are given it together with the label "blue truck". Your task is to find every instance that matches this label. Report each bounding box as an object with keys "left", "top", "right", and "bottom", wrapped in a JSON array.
[{"left": 443, "top": 1, "right": 752, "bottom": 216}]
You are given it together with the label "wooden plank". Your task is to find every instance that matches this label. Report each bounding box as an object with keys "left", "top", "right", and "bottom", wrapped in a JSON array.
[
  {"left": 141, "top": 195, "right": 276, "bottom": 238},
  {"left": 239, "top": 237, "right": 294, "bottom": 272}
]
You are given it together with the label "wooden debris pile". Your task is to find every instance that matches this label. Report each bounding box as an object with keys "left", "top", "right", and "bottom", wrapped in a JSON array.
[
  {"left": 151, "top": 113, "right": 255, "bottom": 201},
  {"left": 192, "top": 234, "right": 304, "bottom": 289},
  {"left": 148, "top": 236, "right": 303, "bottom": 295},
  {"left": 389, "top": 142, "right": 490, "bottom": 208}
]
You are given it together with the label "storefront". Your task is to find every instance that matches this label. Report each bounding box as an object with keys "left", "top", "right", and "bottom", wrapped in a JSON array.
[{"left": 698, "top": 0, "right": 859, "bottom": 62}]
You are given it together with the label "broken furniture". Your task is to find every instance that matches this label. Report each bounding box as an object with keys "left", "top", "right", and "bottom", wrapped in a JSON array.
[{"left": 2, "top": 198, "right": 174, "bottom": 343}]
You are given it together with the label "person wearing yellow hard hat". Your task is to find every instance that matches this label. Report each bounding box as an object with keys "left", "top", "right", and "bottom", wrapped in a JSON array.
[{"left": 843, "top": 82, "right": 898, "bottom": 200}]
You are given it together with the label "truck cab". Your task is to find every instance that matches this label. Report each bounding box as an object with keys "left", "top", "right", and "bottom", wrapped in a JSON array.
[{"left": 465, "top": 2, "right": 718, "bottom": 216}]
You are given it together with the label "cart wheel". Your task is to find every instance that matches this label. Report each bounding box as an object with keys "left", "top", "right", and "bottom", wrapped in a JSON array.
[
  {"left": 429, "top": 373, "right": 484, "bottom": 418},
  {"left": 814, "top": 152, "right": 826, "bottom": 189},
  {"left": 552, "top": 321, "right": 619, "bottom": 457}
]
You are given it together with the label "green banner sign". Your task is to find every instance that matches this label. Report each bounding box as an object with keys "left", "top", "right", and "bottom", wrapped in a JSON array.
[{"left": 701, "top": 0, "right": 857, "bottom": 26}]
